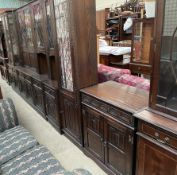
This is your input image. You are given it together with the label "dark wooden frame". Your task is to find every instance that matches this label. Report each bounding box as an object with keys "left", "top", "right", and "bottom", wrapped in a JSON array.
[{"left": 150, "top": 0, "right": 177, "bottom": 120}]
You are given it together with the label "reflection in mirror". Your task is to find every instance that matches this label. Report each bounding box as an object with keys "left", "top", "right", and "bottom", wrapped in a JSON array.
[{"left": 157, "top": 0, "right": 177, "bottom": 111}]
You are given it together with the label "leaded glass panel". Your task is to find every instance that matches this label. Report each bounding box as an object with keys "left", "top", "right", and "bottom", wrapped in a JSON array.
[
  {"left": 8, "top": 13, "right": 19, "bottom": 56},
  {"left": 54, "top": 0, "right": 73, "bottom": 92},
  {"left": 18, "top": 11, "right": 26, "bottom": 48},
  {"left": 34, "top": 4, "right": 44, "bottom": 48},
  {"left": 46, "top": 0, "right": 54, "bottom": 48},
  {"left": 157, "top": 0, "right": 177, "bottom": 112},
  {"left": 24, "top": 8, "right": 33, "bottom": 48},
  {"left": 2, "top": 16, "right": 13, "bottom": 62}
]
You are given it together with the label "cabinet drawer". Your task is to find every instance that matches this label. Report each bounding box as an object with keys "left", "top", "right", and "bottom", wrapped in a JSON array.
[
  {"left": 130, "top": 64, "right": 151, "bottom": 75},
  {"left": 139, "top": 121, "right": 177, "bottom": 150},
  {"left": 82, "top": 94, "right": 134, "bottom": 126},
  {"left": 44, "top": 85, "right": 56, "bottom": 97}
]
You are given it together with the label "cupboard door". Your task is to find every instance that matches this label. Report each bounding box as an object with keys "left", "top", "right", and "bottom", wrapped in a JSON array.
[
  {"left": 104, "top": 120, "right": 134, "bottom": 175},
  {"left": 33, "top": 80, "right": 45, "bottom": 115},
  {"left": 63, "top": 97, "right": 81, "bottom": 142},
  {"left": 136, "top": 135, "right": 177, "bottom": 175},
  {"left": 83, "top": 107, "right": 104, "bottom": 162}
]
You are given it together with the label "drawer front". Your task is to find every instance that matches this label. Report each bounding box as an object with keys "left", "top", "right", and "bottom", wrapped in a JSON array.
[
  {"left": 33, "top": 79, "right": 42, "bottom": 88},
  {"left": 130, "top": 64, "right": 151, "bottom": 75},
  {"left": 139, "top": 121, "right": 177, "bottom": 150},
  {"left": 82, "top": 94, "right": 134, "bottom": 126},
  {"left": 44, "top": 85, "right": 56, "bottom": 97}
]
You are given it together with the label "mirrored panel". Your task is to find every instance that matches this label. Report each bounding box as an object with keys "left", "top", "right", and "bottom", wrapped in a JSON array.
[{"left": 157, "top": 0, "right": 177, "bottom": 112}]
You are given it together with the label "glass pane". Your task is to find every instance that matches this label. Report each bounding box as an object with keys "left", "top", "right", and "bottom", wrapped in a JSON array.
[
  {"left": 46, "top": 0, "right": 54, "bottom": 48},
  {"left": 8, "top": 14, "right": 19, "bottom": 56},
  {"left": 157, "top": 0, "right": 177, "bottom": 111},
  {"left": 2, "top": 16, "right": 13, "bottom": 62},
  {"left": 18, "top": 11, "right": 27, "bottom": 48},
  {"left": 54, "top": 0, "right": 73, "bottom": 92},
  {"left": 34, "top": 4, "right": 44, "bottom": 48},
  {"left": 24, "top": 8, "right": 33, "bottom": 48}
]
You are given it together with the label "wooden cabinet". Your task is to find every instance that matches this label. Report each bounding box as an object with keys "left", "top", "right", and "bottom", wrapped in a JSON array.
[
  {"left": 83, "top": 107, "right": 104, "bottom": 162},
  {"left": 130, "top": 18, "right": 154, "bottom": 75},
  {"left": 104, "top": 119, "right": 134, "bottom": 175},
  {"left": 81, "top": 81, "right": 149, "bottom": 175},
  {"left": 82, "top": 106, "right": 134, "bottom": 175},
  {"left": 32, "top": 77, "right": 45, "bottom": 116},
  {"left": 44, "top": 81, "right": 60, "bottom": 131},
  {"left": 150, "top": 0, "right": 177, "bottom": 119},
  {"left": 136, "top": 120, "right": 177, "bottom": 175},
  {"left": 54, "top": 0, "right": 98, "bottom": 145}
]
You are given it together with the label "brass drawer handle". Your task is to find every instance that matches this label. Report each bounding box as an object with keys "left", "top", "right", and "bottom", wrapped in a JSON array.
[
  {"left": 164, "top": 137, "right": 170, "bottom": 143},
  {"left": 155, "top": 132, "right": 170, "bottom": 144}
]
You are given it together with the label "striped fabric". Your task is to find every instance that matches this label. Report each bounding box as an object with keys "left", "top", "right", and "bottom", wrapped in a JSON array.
[
  {"left": 0, "top": 98, "right": 19, "bottom": 132},
  {"left": 1, "top": 145, "right": 65, "bottom": 175},
  {"left": 0, "top": 126, "right": 38, "bottom": 166}
]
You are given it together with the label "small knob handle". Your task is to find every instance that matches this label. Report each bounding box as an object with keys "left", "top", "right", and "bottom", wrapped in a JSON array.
[
  {"left": 164, "top": 137, "right": 170, "bottom": 143},
  {"left": 155, "top": 132, "right": 159, "bottom": 138}
]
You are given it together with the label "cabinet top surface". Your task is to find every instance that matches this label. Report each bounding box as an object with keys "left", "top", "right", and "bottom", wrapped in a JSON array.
[
  {"left": 81, "top": 81, "right": 149, "bottom": 113},
  {"left": 134, "top": 109, "right": 177, "bottom": 135}
]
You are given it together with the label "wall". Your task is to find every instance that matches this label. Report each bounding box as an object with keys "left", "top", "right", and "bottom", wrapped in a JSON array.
[
  {"left": 96, "top": 0, "right": 125, "bottom": 11},
  {"left": 0, "top": 0, "right": 30, "bottom": 8}
]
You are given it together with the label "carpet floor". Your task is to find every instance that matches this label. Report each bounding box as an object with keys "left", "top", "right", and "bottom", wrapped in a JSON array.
[{"left": 0, "top": 77, "right": 107, "bottom": 175}]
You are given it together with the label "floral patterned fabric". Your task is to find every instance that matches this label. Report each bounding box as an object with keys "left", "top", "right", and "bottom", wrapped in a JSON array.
[
  {"left": 0, "top": 126, "right": 38, "bottom": 166},
  {"left": 0, "top": 98, "right": 19, "bottom": 132},
  {"left": 98, "top": 64, "right": 131, "bottom": 83},
  {"left": 1, "top": 145, "right": 65, "bottom": 175},
  {"left": 118, "top": 74, "right": 150, "bottom": 91},
  {"left": 1, "top": 145, "right": 92, "bottom": 175}
]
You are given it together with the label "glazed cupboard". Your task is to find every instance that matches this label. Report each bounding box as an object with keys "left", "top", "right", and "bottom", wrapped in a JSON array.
[{"left": 0, "top": 0, "right": 177, "bottom": 175}]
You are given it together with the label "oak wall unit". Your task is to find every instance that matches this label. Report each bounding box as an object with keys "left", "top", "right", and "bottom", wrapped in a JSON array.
[
  {"left": 0, "top": 0, "right": 62, "bottom": 132},
  {"left": 54, "top": 0, "right": 98, "bottom": 146}
]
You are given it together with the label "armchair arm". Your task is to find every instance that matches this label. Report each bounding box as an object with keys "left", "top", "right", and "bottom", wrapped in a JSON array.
[{"left": 0, "top": 98, "right": 19, "bottom": 132}]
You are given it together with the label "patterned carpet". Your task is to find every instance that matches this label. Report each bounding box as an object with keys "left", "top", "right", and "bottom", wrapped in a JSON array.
[{"left": 0, "top": 77, "right": 107, "bottom": 175}]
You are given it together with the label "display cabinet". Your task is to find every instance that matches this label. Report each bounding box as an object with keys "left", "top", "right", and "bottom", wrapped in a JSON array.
[
  {"left": 1, "top": 11, "right": 20, "bottom": 66},
  {"left": 17, "top": 5, "right": 38, "bottom": 71},
  {"left": 130, "top": 18, "right": 154, "bottom": 75},
  {"left": 54, "top": 0, "right": 98, "bottom": 145},
  {"left": 150, "top": 0, "right": 177, "bottom": 119}
]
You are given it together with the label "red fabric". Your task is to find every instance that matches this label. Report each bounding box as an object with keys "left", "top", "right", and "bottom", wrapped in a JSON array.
[
  {"left": 118, "top": 74, "right": 150, "bottom": 91},
  {"left": 98, "top": 64, "right": 131, "bottom": 83}
]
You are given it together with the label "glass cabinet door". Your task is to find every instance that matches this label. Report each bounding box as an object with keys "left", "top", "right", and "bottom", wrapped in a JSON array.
[
  {"left": 2, "top": 16, "right": 13, "bottom": 63},
  {"left": 157, "top": 0, "right": 177, "bottom": 112},
  {"left": 8, "top": 13, "right": 20, "bottom": 64},
  {"left": 45, "top": 0, "right": 54, "bottom": 49},
  {"left": 33, "top": 3, "right": 44, "bottom": 48},
  {"left": 18, "top": 11, "right": 27, "bottom": 49},
  {"left": 24, "top": 8, "right": 34, "bottom": 48},
  {"left": 54, "top": 0, "right": 73, "bottom": 92}
]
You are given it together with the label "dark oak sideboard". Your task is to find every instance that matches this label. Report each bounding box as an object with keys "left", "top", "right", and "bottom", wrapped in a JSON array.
[
  {"left": 134, "top": 109, "right": 177, "bottom": 175},
  {"left": 81, "top": 81, "right": 149, "bottom": 175}
]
